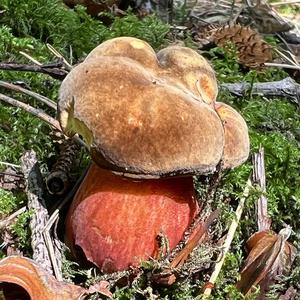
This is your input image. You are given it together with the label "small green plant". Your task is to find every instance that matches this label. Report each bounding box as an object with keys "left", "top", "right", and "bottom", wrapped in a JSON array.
[
  {"left": 0, "top": 189, "right": 25, "bottom": 217},
  {"left": 10, "top": 209, "right": 32, "bottom": 250}
]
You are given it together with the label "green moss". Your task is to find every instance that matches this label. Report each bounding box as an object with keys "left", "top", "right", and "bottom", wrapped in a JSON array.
[
  {"left": 10, "top": 209, "right": 31, "bottom": 250},
  {"left": 0, "top": 1, "right": 169, "bottom": 60},
  {"left": 0, "top": 189, "right": 25, "bottom": 217},
  {"left": 0, "top": 190, "right": 30, "bottom": 253}
]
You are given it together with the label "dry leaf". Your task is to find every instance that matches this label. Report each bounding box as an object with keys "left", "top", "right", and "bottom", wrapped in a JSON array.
[
  {"left": 87, "top": 280, "right": 113, "bottom": 298},
  {"left": 0, "top": 256, "right": 114, "bottom": 299},
  {"left": 236, "top": 228, "right": 296, "bottom": 299}
]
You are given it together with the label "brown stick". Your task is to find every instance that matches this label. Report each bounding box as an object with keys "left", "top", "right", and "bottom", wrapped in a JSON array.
[
  {"left": 0, "top": 62, "right": 68, "bottom": 80},
  {"left": 221, "top": 77, "right": 300, "bottom": 105},
  {"left": 170, "top": 209, "right": 220, "bottom": 268},
  {"left": 0, "top": 207, "right": 26, "bottom": 230},
  {"left": 0, "top": 93, "right": 61, "bottom": 130},
  {"left": 252, "top": 147, "right": 272, "bottom": 231},
  {"left": 21, "top": 150, "right": 53, "bottom": 275},
  {"left": 0, "top": 80, "right": 57, "bottom": 110}
]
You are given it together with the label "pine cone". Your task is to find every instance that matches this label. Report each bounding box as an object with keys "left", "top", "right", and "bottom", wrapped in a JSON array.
[
  {"left": 46, "top": 138, "right": 80, "bottom": 195},
  {"left": 49, "top": 129, "right": 66, "bottom": 145},
  {"left": 192, "top": 23, "right": 220, "bottom": 48},
  {"left": 212, "top": 24, "right": 273, "bottom": 69}
]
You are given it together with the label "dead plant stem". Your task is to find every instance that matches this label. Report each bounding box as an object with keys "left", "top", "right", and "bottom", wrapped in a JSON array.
[
  {"left": 202, "top": 178, "right": 252, "bottom": 298},
  {"left": 0, "top": 80, "right": 57, "bottom": 110}
]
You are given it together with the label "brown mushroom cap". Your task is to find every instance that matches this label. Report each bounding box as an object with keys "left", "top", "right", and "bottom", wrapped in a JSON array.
[
  {"left": 157, "top": 46, "right": 218, "bottom": 104},
  {"left": 85, "top": 37, "right": 158, "bottom": 69},
  {"left": 214, "top": 102, "right": 250, "bottom": 168},
  {"left": 58, "top": 37, "right": 249, "bottom": 178},
  {"left": 58, "top": 56, "right": 224, "bottom": 178}
]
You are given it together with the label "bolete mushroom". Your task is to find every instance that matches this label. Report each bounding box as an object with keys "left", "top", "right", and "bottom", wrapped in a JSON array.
[{"left": 59, "top": 37, "right": 250, "bottom": 272}]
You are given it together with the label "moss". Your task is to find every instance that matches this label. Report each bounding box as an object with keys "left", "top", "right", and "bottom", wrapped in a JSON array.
[
  {"left": 10, "top": 209, "right": 32, "bottom": 250},
  {"left": 0, "top": 189, "right": 25, "bottom": 217}
]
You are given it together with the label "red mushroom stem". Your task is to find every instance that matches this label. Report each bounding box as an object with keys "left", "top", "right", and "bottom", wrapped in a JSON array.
[{"left": 65, "top": 163, "right": 200, "bottom": 273}]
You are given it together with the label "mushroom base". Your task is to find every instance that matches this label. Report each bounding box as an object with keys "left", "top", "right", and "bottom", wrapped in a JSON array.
[{"left": 65, "top": 163, "right": 199, "bottom": 273}]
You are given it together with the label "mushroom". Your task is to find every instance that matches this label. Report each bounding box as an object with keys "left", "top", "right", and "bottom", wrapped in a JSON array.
[
  {"left": 59, "top": 37, "right": 250, "bottom": 272},
  {"left": 214, "top": 102, "right": 250, "bottom": 168}
]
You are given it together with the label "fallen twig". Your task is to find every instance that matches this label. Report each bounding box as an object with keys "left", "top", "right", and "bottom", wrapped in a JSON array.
[
  {"left": 202, "top": 178, "right": 252, "bottom": 298},
  {"left": 221, "top": 77, "right": 300, "bottom": 104},
  {"left": 0, "top": 80, "right": 57, "bottom": 110},
  {"left": 46, "top": 44, "right": 72, "bottom": 71},
  {"left": 169, "top": 209, "right": 220, "bottom": 269},
  {"left": 0, "top": 161, "right": 21, "bottom": 169},
  {"left": 0, "top": 62, "right": 68, "bottom": 80},
  {"left": 264, "top": 62, "right": 300, "bottom": 70},
  {"left": 252, "top": 147, "right": 272, "bottom": 231},
  {"left": 19, "top": 51, "right": 43, "bottom": 66},
  {"left": 0, "top": 93, "right": 87, "bottom": 149},
  {"left": 271, "top": 0, "right": 300, "bottom": 6},
  {"left": 21, "top": 150, "right": 53, "bottom": 275},
  {"left": 153, "top": 209, "right": 220, "bottom": 286},
  {"left": 43, "top": 214, "right": 63, "bottom": 281}
]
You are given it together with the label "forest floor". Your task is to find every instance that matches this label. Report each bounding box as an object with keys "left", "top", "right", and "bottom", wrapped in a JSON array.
[{"left": 0, "top": 1, "right": 300, "bottom": 299}]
